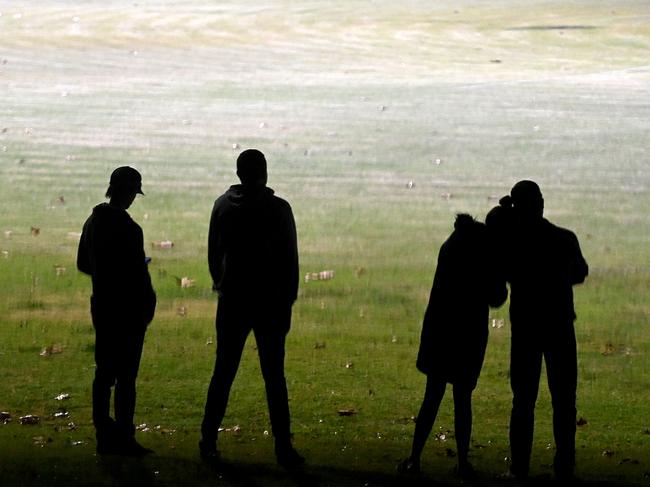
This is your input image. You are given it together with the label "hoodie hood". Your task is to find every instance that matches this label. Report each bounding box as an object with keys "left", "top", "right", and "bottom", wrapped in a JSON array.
[{"left": 225, "top": 184, "right": 275, "bottom": 207}]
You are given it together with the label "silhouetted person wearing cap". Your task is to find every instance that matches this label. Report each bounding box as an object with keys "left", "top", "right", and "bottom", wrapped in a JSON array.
[
  {"left": 77, "top": 166, "right": 156, "bottom": 456},
  {"left": 200, "top": 149, "right": 303, "bottom": 468},
  {"left": 398, "top": 214, "right": 507, "bottom": 479},
  {"left": 496, "top": 181, "right": 588, "bottom": 481}
]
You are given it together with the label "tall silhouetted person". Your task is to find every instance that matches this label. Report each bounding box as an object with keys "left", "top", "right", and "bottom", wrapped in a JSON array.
[
  {"left": 200, "top": 149, "right": 303, "bottom": 468},
  {"left": 398, "top": 214, "right": 507, "bottom": 479},
  {"left": 77, "top": 166, "right": 156, "bottom": 456},
  {"left": 498, "top": 180, "right": 588, "bottom": 481}
]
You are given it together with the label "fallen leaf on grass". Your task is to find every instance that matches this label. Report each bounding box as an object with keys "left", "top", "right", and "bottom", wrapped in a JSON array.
[
  {"left": 33, "top": 436, "right": 52, "bottom": 446},
  {"left": 337, "top": 409, "right": 356, "bottom": 416},
  {"left": 491, "top": 318, "right": 505, "bottom": 329},
  {"left": 304, "top": 270, "right": 334, "bottom": 282},
  {"left": 40, "top": 345, "right": 63, "bottom": 357},
  {"left": 54, "top": 393, "right": 71, "bottom": 401},
  {"left": 53, "top": 409, "right": 69, "bottom": 419},
  {"left": 218, "top": 425, "right": 241, "bottom": 434},
  {"left": 619, "top": 458, "right": 640, "bottom": 465},
  {"left": 434, "top": 429, "right": 453, "bottom": 441},
  {"left": 54, "top": 422, "right": 77, "bottom": 432},
  {"left": 174, "top": 276, "right": 195, "bottom": 288},
  {"left": 313, "top": 342, "right": 326, "bottom": 349},
  {"left": 20, "top": 415, "right": 40, "bottom": 425},
  {"left": 577, "top": 417, "right": 588, "bottom": 426},
  {"left": 152, "top": 240, "right": 174, "bottom": 249}
]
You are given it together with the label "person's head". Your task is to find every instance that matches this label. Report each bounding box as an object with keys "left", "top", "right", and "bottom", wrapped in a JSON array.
[
  {"left": 106, "top": 166, "right": 144, "bottom": 209},
  {"left": 236, "top": 149, "right": 268, "bottom": 187},
  {"left": 486, "top": 195, "right": 513, "bottom": 232},
  {"left": 510, "top": 180, "right": 544, "bottom": 222}
]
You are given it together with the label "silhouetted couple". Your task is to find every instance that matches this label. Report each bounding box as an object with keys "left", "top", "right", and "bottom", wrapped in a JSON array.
[{"left": 399, "top": 180, "right": 588, "bottom": 482}]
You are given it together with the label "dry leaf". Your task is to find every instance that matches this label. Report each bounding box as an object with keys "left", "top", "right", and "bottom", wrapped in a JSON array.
[
  {"left": 20, "top": 415, "right": 40, "bottom": 425},
  {"left": 40, "top": 345, "right": 63, "bottom": 357},
  {"left": 152, "top": 240, "right": 174, "bottom": 249},
  {"left": 305, "top": 270, "right": 335, "bottom": 282},
  {"left": 337, "top": 409, "right": 356, "bottom": 416}
]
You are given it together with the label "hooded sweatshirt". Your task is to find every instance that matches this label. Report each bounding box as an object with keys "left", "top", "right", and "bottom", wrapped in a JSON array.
[
  {"left": 208, "top": 185, "right": 299, "bottom": 305},
  {"left": 77, "top": 203, "right": 155, "bottom": 326}
]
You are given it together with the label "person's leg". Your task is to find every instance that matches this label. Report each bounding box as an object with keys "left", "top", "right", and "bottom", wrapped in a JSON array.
[
  {"left": 509, "top": 334, "right": 543, "bottom": 478},
  {"left": 545, "top": 326, "right": 578, "bottom": 479},
  {"left": 114, "top": 327, "right": 146, "bottom": 451},
  {"left": 93, "top": 327, "right": 118, "bottom": 452},
  {"left": 200, "top": 300, "right": 250, "bottom": 452},
  {"left": 254, "top": 305, "right": 303, "bottom": 467},
  {"left": 254, "top": 327, "right": 290, "bottom": 446},
  {"left": 452, "top": 383, "right": 474, "bottom": 475},
  {"left": 402, "top": 376, "right": 446, "bottom": 471}
]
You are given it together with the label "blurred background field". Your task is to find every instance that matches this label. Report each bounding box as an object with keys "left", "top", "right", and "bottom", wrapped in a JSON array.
[{"left": 0, "top": 1, "right": 649, "bottom": 485}]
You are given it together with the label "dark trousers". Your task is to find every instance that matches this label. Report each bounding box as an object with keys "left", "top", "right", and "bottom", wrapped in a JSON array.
[
  {"left": 92, "top": 322, "right": 146, "bottom": 441},
  {"left": 509, "top": 324, "right": 577, "bottom": 476},
  {"left": 201, "top": 299, "right": 292, "bottom": 447}
]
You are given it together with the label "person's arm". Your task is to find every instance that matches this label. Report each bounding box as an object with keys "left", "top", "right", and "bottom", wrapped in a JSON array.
[
  {"left": 569, "top": 231, "right": 588, "bottom": 285},
  {"left": 285, "top": 204, "right": 299, "bottom": 304},
  {"left": 207, "top": 201, "right": 224, "bottom": 292},
  {"left": 77, "top": 220, "right": 92, "bottom": 276}
]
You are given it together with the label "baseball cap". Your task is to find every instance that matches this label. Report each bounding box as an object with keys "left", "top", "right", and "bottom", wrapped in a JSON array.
[{"left": 109, "top": 166, "right": 144, "bottom": 195}]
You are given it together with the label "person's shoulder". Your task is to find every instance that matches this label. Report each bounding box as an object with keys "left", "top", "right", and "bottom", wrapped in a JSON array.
[
  {"left": 268, "top": 191, "right": 293, "bottom": 211},
  {"left": 544, "top": 219, "right": 579, "bottom": 243}
]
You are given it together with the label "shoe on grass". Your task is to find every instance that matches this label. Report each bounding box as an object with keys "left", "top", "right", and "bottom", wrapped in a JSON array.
[
  {"left": 275, "top": 446, "right": 305, "bottom": 469},
  {"left": 199, "top": 439, "right": 221, "bottom": 465},
  {"left": 396, "top": 457, "right": 420, "bottom": 474}
]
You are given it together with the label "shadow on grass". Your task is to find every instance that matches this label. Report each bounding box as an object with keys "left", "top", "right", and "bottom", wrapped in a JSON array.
[{"left": 4, "top": 451, "right": 648, "bottom": 487}]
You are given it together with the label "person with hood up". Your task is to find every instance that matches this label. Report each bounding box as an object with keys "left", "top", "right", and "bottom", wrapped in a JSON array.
[
  {"left": 398, "top": 213, "right": 507, "bottom": 479},
  {"left": 77, "top": 166, "right": 156, "bottom": 456},
  {"left": 199, "top": 149, "right": 303, "bottom": 468}
]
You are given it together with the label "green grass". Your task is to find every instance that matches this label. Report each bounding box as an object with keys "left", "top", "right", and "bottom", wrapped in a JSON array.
[{"left": 1, "top": 1, "right": 650, "bottom": 485}]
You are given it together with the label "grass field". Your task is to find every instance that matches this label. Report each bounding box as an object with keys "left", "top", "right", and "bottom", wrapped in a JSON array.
[{"left": 1, "top": 1, "right": 649, "bottom": 485}]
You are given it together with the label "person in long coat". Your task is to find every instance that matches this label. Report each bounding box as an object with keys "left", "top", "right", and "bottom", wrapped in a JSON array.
[{"left": 399, "top": 213, "right": 507, "bottom": 478}]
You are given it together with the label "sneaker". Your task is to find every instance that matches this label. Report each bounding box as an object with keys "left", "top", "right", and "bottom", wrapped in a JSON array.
[
  {"left": 554, "top": 469, "right": 579, "bottom": 484},
  {"left": 117, "top": 438, "right": 154, "bottom": 457},
  {"left": 457, "top": 462, "right": 478, "bottom": 481},
  {"left": 199, "top": 439, "right": 220, "bottom": 465},
  {"left": 276, "top": 446, "right": 305, "bottom": 469},
  {"left": 396, "top": 457, "right": 420, "bottom": 474}
]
